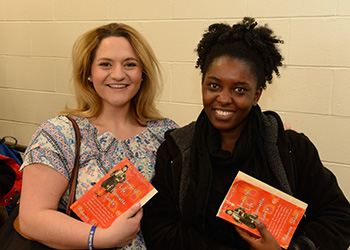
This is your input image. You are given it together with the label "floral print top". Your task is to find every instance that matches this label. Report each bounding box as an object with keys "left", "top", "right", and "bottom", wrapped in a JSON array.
[{"left": 22, "top": 115, "right": 178, "bottom": 250}]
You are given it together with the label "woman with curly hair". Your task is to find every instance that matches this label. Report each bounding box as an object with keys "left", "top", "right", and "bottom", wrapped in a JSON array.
[{"left": 142, "top": 17, "right": 350, "bottom": 250}]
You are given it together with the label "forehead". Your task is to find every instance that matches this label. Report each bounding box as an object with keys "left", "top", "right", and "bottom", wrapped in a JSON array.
[
  {"left": 94, "top": 36, "right": 138, "bottom": 59},
  {"left": 205, "top": 56, "right": 257, "bottom": 84}
]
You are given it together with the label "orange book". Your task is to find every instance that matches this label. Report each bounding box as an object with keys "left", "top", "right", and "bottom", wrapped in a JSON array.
[
  {"left": 217, "top": 171, "right": 307, "bottom": 249},
  {"left": 70, "top": 157, "right": 157, "bottom": 228}
]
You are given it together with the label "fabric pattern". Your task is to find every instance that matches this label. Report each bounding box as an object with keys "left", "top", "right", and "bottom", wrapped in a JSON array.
[{"left": 21, "top": 115, "right": 178, "bottom": 250}]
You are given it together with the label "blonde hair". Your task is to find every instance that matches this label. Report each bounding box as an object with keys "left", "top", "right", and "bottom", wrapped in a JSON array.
[{"left": 60, "top": 23, "right": 163, "bottom": 122}]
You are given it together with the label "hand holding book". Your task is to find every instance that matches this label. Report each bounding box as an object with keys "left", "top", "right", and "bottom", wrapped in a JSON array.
[
  {"left": 96, "top": 202, "right": 143, "bottom": 248},
  {"left": 71, "top": 157, "right": 157, "bottom": 228},
  {"left": 236, "top": 219, "right": 282, "bottom": 250},
  {"left": 217, "top": 171, "right": 307, "bottom": 249}
]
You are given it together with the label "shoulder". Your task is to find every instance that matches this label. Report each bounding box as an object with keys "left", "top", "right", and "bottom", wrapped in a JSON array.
[
  {"left": 166, "top": 122, "right": 195, "bottom": 139},
  {"left": 279, "top": 127, "right": 323, "bottom": 176},
  {"left": 263, "top": 110, "right": 314, "bottom": 148},
  {"left": 22, "top": 116, "right": 83, "bottom": 172},
  {"left": 33, "top": 116, "right": 73, "bottom": 139},
  {"left": 37, "top": 115, "right": 82, "bottom": 131},
  {"left": 148, "top": 118, "right": 179, "bottom": 129},
  {"left": 27, "top": 115, "right": 86, "bottom": 152},
  {"left": 284, "top": 129, "right": 317, "bottom": 154},
  {"left": 36, "top": 116, "right": 83, "bottom": 139},
  {"left": 163, "top": 122, "right": 196, "bottom": 153},
  {"left": 147, "top": 118, "right": 179, "bottom": 135}
]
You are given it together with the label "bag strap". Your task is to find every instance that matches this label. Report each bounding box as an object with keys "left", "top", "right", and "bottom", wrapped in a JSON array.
[
  {"left": 13, "top": 116, "right": 81, "bottom": 240},
  {"left": 65, "top": 115, "right": 81, "bottom": 215}
]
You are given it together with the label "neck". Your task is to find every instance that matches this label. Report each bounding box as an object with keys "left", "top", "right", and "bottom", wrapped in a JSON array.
[
  {"left": 220, "top": 121, "right": 247, "bottom": 152},
  {"left": 88, "top": 104, "right": 146, "bottom": 140}
]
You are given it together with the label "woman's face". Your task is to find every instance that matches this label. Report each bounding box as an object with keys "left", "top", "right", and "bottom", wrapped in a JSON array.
[
  {"left": 202, "top": 56, "right": 262, "bottom": 135},
  {"left": 90, "top": 36, "right": 143, "bottom": 111}
]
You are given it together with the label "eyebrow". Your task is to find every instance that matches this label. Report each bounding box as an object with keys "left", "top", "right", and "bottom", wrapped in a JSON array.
[
  {"left": 206, "top": 76, "right": 221, "bottom": 82},
  {"left": 205, "top": 76, "right": 248, "bottom": 85},
  {"left": 124, "top": 57, "right": 139, "bottom": 62},
  {"left": 97, "top": 57, "right": 139, "bottom": 62}
]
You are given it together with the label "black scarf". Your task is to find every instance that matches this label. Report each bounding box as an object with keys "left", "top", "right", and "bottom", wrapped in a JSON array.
[{"left": 188, "top": 105, "right": 292, "bottom": 232}]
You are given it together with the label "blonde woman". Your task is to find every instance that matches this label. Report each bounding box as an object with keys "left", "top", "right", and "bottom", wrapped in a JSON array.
[{"left": 19, "top": 23, "right": 178, "bottom": 249}]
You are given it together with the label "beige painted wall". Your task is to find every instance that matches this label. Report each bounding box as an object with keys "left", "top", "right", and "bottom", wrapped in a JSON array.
[{"left": 0, "top": 0, "right": 349, "bottom": 201}]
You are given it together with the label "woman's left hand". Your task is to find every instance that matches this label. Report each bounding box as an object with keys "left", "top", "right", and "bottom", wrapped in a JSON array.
[{"left": 235, "top": 219, "right": 281, "bottom": 250}]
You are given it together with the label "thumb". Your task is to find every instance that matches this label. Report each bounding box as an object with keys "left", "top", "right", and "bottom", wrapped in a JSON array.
[
  {"left": 255, "top": 219, "right": 270, "bottom": 239},
  {"left": 123, "top": 203, "right": 141, "bottom": 218}
]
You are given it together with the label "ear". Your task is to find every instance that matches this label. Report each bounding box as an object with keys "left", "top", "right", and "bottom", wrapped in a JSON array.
[{"left": 253, "top": 87, "right": 263, "bottom": 106}]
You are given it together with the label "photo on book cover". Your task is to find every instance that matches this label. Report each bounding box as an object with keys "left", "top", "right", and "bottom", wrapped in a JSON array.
[{"left": 94, "top": 165, "right": 128, "bottom": 198}]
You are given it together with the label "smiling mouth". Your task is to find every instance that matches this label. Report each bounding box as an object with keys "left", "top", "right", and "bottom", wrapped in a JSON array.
[
  {"left": 108, "top": 84, "right": 128, "bottom": 88},
  {"left": 215, "top": 109, "right": 234, "bottom": 116}
]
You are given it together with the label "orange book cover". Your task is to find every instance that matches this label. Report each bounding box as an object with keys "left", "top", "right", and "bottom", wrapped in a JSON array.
[
  {"left": 217, "top": 171, "right": 307, "bottom": 249},
  {"left": 70, "top": 157, "right": 157, "bottom": 228}
]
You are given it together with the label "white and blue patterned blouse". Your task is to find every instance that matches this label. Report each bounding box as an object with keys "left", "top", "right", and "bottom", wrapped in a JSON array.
[{"left": 21, "top": 115, "right": 178, "bottom": 250}]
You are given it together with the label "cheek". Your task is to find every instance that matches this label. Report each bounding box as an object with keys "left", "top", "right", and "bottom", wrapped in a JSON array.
[
  {"left": 135, "top": 66, "right": 143, "bottom": 77},
  {"left": 130, "top": 70, "right": 143, "bottom": 85},
  {"left": 91, "top": 68, "right": 107, "bottom": 82},
  {"left": 202, "top": 95, "right": 211, "bottom": 108},
  {"left": 135, "top": 70, "right": 143, "bottom": 80},
  {"left": 131, "top": 73, "right": 143, "bottom": 94},
  {"left": 202, "top": 90, "right": 215, "bottom": 105},
  {"left": 236, "top": 95, "right": 256, "bottom": 108}
]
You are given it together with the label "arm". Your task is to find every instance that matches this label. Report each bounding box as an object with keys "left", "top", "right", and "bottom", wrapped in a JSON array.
[
  {"left": 20, "top": 163, "right": 142, "bottom": 249},
  {"left": 286, "top": 131, "right": 350, "bottom": 250},
  {"left": 142, "top": 141, "right": 235, "bottom": 250}
]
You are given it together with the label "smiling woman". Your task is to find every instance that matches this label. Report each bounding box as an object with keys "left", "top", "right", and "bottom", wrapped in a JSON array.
[
  {"left": 89, "top": 36, "right": 144, "bottom": 138},
  {"left": 10, "top": 23, "right": 178, "bottom": 250},
  {"left": 202, "top": 57, "right": 262, "bottom": 151},
  {"left": 66, "top": 23, "right": 163, "bottom": 123},
  {"left": 142, "top": 17, "right": 350, "bottom": 250}
]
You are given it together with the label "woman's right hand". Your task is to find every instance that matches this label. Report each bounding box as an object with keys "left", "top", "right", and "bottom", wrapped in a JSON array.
[
  {"left": 20, "top": 164, "right": 143, "bottom": 249},
  {"left": 95, "top": 203, "right": 143, "bottom": 248},
  {"left": 235, "top": 219, "right": 281, "bottom": 250}
]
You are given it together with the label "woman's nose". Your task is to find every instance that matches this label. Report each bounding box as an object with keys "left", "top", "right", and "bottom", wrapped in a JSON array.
[
  {"left": 217, "top": 90, "right": 232, "bottom": 105},
  {"left": 110, "top": 64, "right": 126, "bottom": 80}
]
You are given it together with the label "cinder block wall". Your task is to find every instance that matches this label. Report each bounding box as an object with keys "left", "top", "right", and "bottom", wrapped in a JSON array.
[{"left": 1, "top": 0, "right": 349, "bottom": 201}]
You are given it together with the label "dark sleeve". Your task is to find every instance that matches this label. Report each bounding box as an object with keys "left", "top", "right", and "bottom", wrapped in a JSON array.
[
  {"left": 142, "top": 141, "right": 235, "bottom": 250},
  {"left": 286, "top": 130, "right": 350, "bottom": 250}
]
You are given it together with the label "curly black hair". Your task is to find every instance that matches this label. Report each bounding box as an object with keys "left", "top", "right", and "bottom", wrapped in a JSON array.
[{"left": 195, "top": 17, "right": 283, "bottom": 89}]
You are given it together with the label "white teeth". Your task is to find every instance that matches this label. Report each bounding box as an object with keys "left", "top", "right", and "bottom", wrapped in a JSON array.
[
  {"left": 215, "top": 110, "right": 233, "bottom": 116},
  {"left": 109, "top": 84, "right": 127, "bottom": 88}
]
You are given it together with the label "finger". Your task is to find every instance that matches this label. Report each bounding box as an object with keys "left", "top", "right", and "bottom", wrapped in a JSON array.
[
  {"left": 132, "top": 207, "right": 143, "bottom": 221},
  {"left": 123, "top": 203, "right": 141, "bottom": 218},
  {"left": 235, "top": 226, "right": 257, "bottom": 243},
  {"left": 255, "top": 220, "right": 282, "bottom": 250},
  {"left": 235, "top": 226, "right": 248, "bottom": 237},
  {"left": 255, "top": 219, "right": 270, "bottom": 239}
]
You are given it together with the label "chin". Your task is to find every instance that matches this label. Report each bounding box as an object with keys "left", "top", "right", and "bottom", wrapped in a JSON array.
[{"left": 211, "top": 123, "right": 233, "bottom": 132}]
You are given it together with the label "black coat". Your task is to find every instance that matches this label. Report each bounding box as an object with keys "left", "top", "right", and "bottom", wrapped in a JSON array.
[{"left": 142, "top": 113, "right": 350, "bottom": 250}]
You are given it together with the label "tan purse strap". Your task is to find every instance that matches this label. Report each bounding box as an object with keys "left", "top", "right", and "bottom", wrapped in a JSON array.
[{"left": 65, "top": 115, "right": 81, "bottom": 215}]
